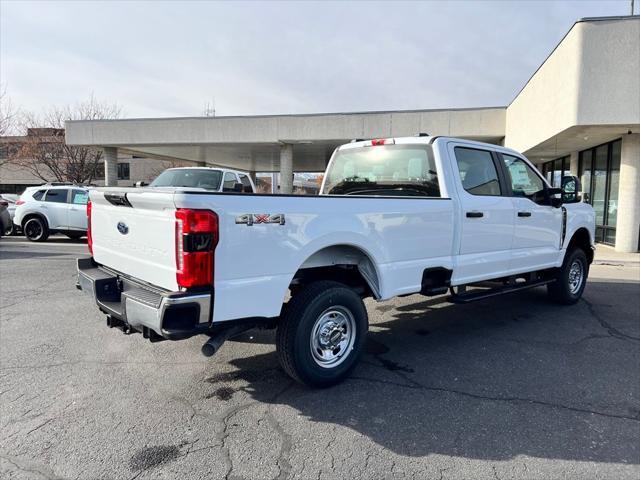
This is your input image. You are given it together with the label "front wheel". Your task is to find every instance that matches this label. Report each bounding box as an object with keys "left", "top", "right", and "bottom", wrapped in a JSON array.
[
  {"left": 276, "top": 281, "right": 368, "bottom": 387},
  {"left": 547, "top": 248, "right": 589, "bottom": 304}
]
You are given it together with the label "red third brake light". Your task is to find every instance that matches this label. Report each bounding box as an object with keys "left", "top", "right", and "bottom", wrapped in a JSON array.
[
  {"left": 86, "top": 200, "right": 93, "bottom": 255},
  {"left": 370, "top": 138, "right": 395, "bottom": 146},
  {"left": 175, "top": 209, "right": 219, "bottom": 289}
]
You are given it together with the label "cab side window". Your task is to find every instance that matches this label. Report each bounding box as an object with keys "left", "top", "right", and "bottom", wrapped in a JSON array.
[
  {"left": 222, "top": 172, "right": 238, "bottom": 192},
  {"left": 238, "top": 174, "right": 253, "bottom": 193},
  {"left": 44, "top": 189, "right": 69, "bottom": 203},
  {"left": 454, "top": 147, "right": 501, "bottom": 196},
  {"left": 502, "top": 155, "right": 545, "bottom": 199}
]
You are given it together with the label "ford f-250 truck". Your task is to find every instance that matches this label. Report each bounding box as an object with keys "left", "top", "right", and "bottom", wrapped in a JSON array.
[{"left": 77, "top": 136, "right": 595, "bottom": 387}]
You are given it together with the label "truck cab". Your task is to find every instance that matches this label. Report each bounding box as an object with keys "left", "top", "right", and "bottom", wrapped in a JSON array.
[{"left": 149, "top": 167, "right": 256, "bottom": 193}]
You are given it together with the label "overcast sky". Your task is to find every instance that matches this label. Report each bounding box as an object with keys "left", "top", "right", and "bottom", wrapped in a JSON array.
[{"left": 0, "top": 0, "right": 633, "bottom": 119}]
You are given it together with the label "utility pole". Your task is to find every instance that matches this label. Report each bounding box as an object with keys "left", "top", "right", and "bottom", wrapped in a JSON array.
[{"left": 632, "top": 0, "right": 635, "bottom": 15}]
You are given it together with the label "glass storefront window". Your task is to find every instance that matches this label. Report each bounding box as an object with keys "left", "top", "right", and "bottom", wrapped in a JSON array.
[
  {"left": 607, "top": 141, "right": 621, "bottom": 228},
  {"left": 592, "top": 145, "right": 608, "bottom": 226},
  {"left": 541, "top": 156, "right": 568, "bottom": 187},
  {"left": 578, "top": 139, "right": 621, "bottom": 246}
]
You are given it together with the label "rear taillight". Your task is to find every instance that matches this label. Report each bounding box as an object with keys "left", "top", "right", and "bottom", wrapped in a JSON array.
[
  {"left": 0, "top": 201, "right": 7, "bottom": 207},
  {"left": 87, "top": 200, "right": 93, "bottom": 255},
  {"left": 175, "top": 209, "right": 218, "bottom": 289},
  {"left": 15, "top": 200, "right": 25, "bottom": 206}
]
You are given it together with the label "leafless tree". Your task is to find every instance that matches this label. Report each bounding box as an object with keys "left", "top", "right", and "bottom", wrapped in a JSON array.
[
  {"left": 0, "top": 85, "right": 19, "bottom": 167},
  {"left": 9, "top": 95, "right": 121, "bottom": 183},
  {"left": 0, "top": 85, "right": 17, "bottom": 137}
]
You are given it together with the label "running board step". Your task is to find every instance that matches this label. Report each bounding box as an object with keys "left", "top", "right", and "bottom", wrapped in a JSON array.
[{"left": 448, "top": 279, "right": 555, "bottom": 304}]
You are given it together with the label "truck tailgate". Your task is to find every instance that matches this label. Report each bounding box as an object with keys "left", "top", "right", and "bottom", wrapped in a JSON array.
[{"left": 90, "top": 189, "right": 179, "bottom": 291}]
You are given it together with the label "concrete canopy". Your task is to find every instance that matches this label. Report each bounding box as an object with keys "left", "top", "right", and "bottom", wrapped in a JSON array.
[{"left": 65, "top": 107, "right": 506, "bottom": 172}]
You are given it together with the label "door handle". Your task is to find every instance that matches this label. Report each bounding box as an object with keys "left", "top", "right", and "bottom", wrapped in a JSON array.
[
  {"left": 466, "top": 211, "right": 484, "bottom": 218},
  {"left": 518, "top": 211, "right": 532, "bottom": 217}
]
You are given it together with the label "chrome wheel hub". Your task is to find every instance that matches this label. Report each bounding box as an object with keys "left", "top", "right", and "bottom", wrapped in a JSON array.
[
  {"left": 310, "top": 307, "right": 356, "bottom": 368},
  {"left": 568, "top": 260, "right": 584, "bottom": 294}
]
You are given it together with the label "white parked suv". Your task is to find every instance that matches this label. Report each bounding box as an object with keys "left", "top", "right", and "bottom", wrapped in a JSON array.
[
  {"left": 14, "top": 184, "right": 90, "bottom": 242},
  {"left": 77, "top": 136, "right": 595, "bottom": 387}
]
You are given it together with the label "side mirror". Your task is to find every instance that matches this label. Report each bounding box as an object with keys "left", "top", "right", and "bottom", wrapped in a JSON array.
[
  {"left": 561, "top": 175, "right": 581, "bottom": 203},
  {"left": 135, "top": 181, "right": 148, "bottom": 188}
]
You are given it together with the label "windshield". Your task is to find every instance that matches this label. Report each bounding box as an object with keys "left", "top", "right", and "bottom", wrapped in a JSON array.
[
  {"left": 323, "top": 144, "right": 440, "bottom": 197},
  {"left": 150, "top": 169, "right": 223, "bottom": 189}
]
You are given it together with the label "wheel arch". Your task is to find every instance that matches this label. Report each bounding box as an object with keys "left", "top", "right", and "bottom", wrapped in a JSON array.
[
  {"left": 22, "top": 211, "right": 50, "bottom": 229},
  {"left": 290, "top": 244, "right": 382, "bottom": 300},
  {"left": 566, "top": 227, "right": 594, "bottom": 264}
]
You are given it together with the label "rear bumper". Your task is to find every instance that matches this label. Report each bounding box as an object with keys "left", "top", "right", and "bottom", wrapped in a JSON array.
[{"left": 76, "top": 257, "right": 211, "bottom": 340}]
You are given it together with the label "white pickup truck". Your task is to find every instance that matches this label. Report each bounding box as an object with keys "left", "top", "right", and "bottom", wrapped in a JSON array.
[{"left": 77, "top": 136, "right": 595, "bottom": 387}]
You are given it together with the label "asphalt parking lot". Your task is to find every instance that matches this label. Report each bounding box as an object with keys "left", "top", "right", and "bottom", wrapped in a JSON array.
[{"left": 1, "top": 236, "right": 639, "bottom": 480}]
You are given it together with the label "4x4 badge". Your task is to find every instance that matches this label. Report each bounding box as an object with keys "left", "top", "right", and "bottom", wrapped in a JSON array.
[{"left": 235, "top": 214, "right": 285, "bottom": 226}]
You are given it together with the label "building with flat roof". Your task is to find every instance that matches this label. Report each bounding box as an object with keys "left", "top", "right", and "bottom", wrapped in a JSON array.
[{"left": 65, "top": 16, "right": 640, "bottom": 251}]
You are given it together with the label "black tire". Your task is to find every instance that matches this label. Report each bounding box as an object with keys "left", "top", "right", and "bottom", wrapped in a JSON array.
[
  {"left": 547, "top": 248, "right": 589, "bottom": 305},
  {"left": 23, "top": 216, "right": 49, "bottom": 242},
  {"left": 276, "top": 280, "right": 368, "bottom": 387},
  {"left": 65, "top": 232, "right": 84, "bottom": 240}
]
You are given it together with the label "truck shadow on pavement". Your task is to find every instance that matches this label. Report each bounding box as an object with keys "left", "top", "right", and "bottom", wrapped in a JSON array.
[{"left": 205, "top": 280, "right": 640, "bottom": 464}]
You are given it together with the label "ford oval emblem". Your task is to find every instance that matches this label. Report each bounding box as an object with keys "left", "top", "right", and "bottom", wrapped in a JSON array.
[{"left": 117, "top": 221, "right": 129, "bottom": 235}]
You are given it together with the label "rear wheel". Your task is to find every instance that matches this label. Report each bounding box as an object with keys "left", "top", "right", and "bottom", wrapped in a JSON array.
[
  {"left": 276, "top": 281, "right": 368, "bottom": 387},
  {"left": 23, "top": 217, "right": 49, "bottom": 242},
  {"left": 547, "top": 248, "right": 588, "bottom": 304}
]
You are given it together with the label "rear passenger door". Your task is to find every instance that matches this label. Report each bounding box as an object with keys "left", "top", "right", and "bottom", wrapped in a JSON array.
[
  {"left": 68, "top": 189, "right": 89, "bottom": 230},
  {"left": 500, "top": 154, "right": 562, "bottom": 271},
  {"left": 42, "top": 188, "right": 70, "bottom": 229},
  {"left": 450, "top": 144, "right": 515, "bottom": 284}
]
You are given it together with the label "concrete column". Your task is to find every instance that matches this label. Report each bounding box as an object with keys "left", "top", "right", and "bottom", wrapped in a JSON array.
[
  {"left": 279, "top": 143, "right": 293, "bottom": 194},
  {"left": 569, "top": 151, "right": 579, "bottom": 176},
  {"left": 104, "top": 147, "right": 118, "bottom": 187},
  {"left": 615, "top": 133, "right": 640, "bottom": 252}
]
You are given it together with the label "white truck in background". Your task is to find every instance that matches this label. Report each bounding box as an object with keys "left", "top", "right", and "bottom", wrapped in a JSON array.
[{"left": 77, "top": 136, "right": 595, "bottom": 387}]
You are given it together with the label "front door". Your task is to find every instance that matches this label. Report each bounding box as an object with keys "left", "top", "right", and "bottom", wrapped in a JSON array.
[
  {"left": 450, "top": 144, "right": 515, "bottom": 284},
  {"left": 500, "top": 154, "right": 562, "bottom": 272}
]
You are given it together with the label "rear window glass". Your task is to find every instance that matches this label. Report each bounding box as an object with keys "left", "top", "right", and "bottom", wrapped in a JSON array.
[
  {"left": 44, "top": 189, "right": 68, "bottom": 203},
  {"left": 150, "top": 169, "right": 222, "bottom": 190},
  {"left": 32, "top": 190, "right": 46, "bottom": 201},
  {"left": 323, "top": 144, "right": 440, "bottom": 197}
]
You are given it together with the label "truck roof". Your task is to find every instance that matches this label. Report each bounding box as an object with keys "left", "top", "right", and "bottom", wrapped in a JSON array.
[
  {"left": 338, "top": 136, "right": 524, "bottom": 158},
  {"left": 164, "top": 166, "right": 250, "bottom": 174}
]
